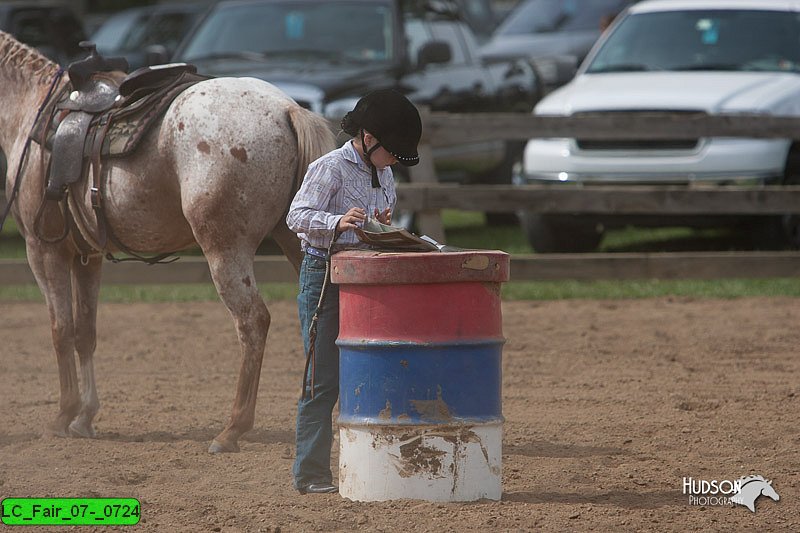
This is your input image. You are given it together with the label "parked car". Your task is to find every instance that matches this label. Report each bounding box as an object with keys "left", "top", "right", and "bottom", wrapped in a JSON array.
[
  {"left": 0, "top": 1, "right": 86, "bottom": 66},
  {"left": 519, "top": 0, "right": 800, "bottom": 252},
  {"left": 173, "top": 0, "right": 540, "bottom": 225},
  {"left": 91, "top": 2, "right": 209, "bottom": 71},
  {"left": 480, "top": 0, "right": 635, "bottom": 90}
]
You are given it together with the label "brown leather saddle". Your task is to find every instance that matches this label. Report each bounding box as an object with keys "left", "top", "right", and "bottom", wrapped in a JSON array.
[{"left": 32, "top": 41, "right": 211, "bottom": 201}]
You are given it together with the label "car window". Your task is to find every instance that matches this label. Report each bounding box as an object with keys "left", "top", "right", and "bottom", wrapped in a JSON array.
[
  {"left": 497, "top": 0, "right": 627, "bottom": 35},
  {"left": 119, "top": 12, "right": 199, "bottom": 52},
  {"left": 587, "top": 9, "right": 800, "bottom": 73},
  {"left": 181, "top": 1, "right": 394, "bottom": 63},
  {"left": 455, "top": 0, "right": 498, "bottom": 38},
  {"left": 91, "top": 10, "right": 148, "bottom": 51}
]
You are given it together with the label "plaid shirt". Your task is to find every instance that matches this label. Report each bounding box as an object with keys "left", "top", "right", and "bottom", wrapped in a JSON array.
[{"left": 287, "top": 141, "right": 396, "bottom": 251}]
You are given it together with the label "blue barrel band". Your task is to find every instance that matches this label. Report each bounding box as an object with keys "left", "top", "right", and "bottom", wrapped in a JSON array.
[{"left": 339, "top": 343, "right": 502, "bottom": 425}]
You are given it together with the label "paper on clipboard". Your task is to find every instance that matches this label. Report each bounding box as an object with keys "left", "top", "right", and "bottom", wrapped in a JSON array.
[{"left": 355, "top": 218, "right": 442, "bottom": 252}]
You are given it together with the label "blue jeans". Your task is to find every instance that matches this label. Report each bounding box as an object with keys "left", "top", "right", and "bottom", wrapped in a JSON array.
[{"left": 293, "top": 253, "right": 340, "bottom": 489}]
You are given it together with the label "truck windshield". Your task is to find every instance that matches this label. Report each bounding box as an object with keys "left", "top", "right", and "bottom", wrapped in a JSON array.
[
  {"left": 179, "top": 1, "right": 395, "bottom": 64},
  {"left": 587, "top": 9, "right": 800, "bottom": 73},
  {"left": 496, "top": 0, "right": 625, "bottom": 35}
]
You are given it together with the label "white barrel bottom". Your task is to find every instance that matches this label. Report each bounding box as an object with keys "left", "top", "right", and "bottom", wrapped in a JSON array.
[{"left": 339, "top": 423, "right": 502, "bottom": 502}]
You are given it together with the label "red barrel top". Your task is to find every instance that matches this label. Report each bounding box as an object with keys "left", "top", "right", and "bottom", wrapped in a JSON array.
[{"left": 331, "top": 250, "right": 510, "bottom": 285}]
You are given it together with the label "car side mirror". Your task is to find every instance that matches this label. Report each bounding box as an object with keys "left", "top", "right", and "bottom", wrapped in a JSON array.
[
  {"left": 144, "top": 44, "right": 170, "bottom": 66},
  {"left": 417, "top": 41, "right": 451, "bottom": 68}
]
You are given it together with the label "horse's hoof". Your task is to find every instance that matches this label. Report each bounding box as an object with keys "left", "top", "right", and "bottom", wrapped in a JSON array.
[
  {"left": 68, "top": 420, "right": 96, "bottom": 439},
  {"left": 208, "top": 439, "right": 240, "bottom": 454}
]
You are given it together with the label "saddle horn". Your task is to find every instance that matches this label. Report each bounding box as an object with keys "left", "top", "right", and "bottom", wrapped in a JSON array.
[{"left": 68, "top": 41, "right": 129, "bottom": 91}]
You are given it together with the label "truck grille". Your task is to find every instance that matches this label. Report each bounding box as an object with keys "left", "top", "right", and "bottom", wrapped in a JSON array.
[
  {"left": 576, "top": 139, "right": 699, "bottom": 150},
  {"left": 573, "top": 109, "right": 703, "bottom": 150}
]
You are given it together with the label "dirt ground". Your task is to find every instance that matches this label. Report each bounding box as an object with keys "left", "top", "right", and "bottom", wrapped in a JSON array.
[{"left": 1, "top": 297, "right": 798, "bottom": 532}]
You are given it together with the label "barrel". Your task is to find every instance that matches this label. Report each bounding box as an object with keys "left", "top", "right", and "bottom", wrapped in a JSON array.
[{"left": 332, "top": 250, "right": 509, "bottom": 502}]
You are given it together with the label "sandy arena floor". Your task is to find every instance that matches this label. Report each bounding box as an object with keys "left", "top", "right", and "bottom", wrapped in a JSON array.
[{"left": 1, "top": 298, "right": 797, "bottom": 531}]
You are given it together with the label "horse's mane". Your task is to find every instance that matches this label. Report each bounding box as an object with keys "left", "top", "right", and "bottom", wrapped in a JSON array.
[
  {"left": 739, "top": 475, "right": 767, "bottom": 485},
  {"left": 0, "top": 30, "right": 59, "bottom": 84}
]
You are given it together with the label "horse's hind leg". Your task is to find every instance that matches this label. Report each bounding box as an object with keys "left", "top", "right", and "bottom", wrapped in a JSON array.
[
  {"left": 68, "top": 255, "right": 103, "bottom": 438},
  {"left": 202, "top": 248, "right": 270, "bottom": 453},
  {"left": 26, "top": 246, "right": 80, "bottom": 437}
]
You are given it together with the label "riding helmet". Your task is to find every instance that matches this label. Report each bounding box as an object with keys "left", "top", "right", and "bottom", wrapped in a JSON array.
[{"left": 341, "top": 89, "right": 422, "bottom": 166}]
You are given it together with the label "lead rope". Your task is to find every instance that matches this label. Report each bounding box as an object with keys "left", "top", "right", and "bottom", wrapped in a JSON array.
[
  {"left": 300, "top": 233, "right": 340, "bottom": 401},
  {"left": 0, "top": 68, "right": 64, "bottom": 233}
]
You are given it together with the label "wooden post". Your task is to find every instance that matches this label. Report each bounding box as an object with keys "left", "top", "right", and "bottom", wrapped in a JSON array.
[{"left": 408, "top": 106, "right": 445, "bottom": 243}]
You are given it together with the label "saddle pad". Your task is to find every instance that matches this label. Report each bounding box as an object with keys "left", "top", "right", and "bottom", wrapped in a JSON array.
[{"left": 103, "top": 70, "right": 210, "bottom": 157}]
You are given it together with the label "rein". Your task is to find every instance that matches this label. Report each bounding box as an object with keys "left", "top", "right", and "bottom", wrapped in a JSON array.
[
  {"left": 300, "top": 234, "right": 340, "bottom": 401},
  {"left": 0, "top": 67, "right": 64, "bottom": 233}
]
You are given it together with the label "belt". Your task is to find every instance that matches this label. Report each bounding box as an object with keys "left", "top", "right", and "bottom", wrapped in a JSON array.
[{"left": 305, "top": 245, "right": 329, "bottom": 259}]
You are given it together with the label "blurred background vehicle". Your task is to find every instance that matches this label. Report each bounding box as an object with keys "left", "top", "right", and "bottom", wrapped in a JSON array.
[
  {"left": 173, "top": 0, "right": 541, "bottom": 225},
  {"left": 519, "top": 0, "right": 800, "bottom": 252},
  {"left": 0, "top": 1, "right": 86, "bottom": 191},
  {"left": 480, "top": 0, "right": 636, "bottom": 90},
  {"left": 90, "top": 2, "right": 208, "bottom": 70},
  {"left": 0, "top": 1, "right": 87, "bottom": 65}
]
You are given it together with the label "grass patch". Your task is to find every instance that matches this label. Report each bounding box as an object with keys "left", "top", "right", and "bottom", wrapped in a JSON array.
[
  {"left": 3, "top": 209, "right": 797, "bottom": 303},
  {"left": 502, "top": 278, "right": 800, "bottom": 300},
  {"left": 441, "top": 210, "right": 532, "bottom": 253},
  {"left": 0, "top": 283, "right": 299, "bottom": 303}
]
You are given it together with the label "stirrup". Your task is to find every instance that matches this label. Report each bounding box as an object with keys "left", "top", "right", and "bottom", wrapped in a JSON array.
[{"left": 44, "top": 184, "right": 66, "bottom": 201}]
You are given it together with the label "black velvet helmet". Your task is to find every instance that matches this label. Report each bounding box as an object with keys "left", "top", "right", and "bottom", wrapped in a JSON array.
[{"left": 340, "top": 89, "right": 422, "bottom": 166}]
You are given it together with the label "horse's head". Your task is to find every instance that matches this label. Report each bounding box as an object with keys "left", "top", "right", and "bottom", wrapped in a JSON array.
[{"left": 761, "top": 479, "right": 780, "bottom": 502}]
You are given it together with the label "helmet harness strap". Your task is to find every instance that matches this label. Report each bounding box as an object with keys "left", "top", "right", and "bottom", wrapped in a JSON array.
[{"left": 360, "top": 129, "right": 382, "bottom": 188}]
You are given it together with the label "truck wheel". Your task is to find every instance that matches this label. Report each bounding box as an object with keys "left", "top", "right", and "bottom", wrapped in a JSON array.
[
  {"left": 781, "top": 144, "right": 800, "bottom": 248},
  {"left": 484, "top": 141, "right": 525, "bottom": 226},
  {"left": 520, "top": 212, "right": 604, "bottom": 253}
]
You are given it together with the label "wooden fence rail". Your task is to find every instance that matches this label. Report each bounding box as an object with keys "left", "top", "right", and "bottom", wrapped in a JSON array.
[
  {"left": 396, "top": 184, "right": 800, "bottom": 214},
  {"left": 423, "top": 111, "right": 800, "bottom": 146}
]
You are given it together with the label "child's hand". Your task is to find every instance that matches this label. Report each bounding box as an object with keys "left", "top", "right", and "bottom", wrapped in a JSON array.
[
  {"left": 337, "top": 207, "right": 366, "bottom": 232},
  {"left": 374, "top": 207, "right": 392, "bottom": 225}
]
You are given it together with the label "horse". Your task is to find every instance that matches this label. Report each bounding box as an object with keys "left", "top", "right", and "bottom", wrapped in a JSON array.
[
  {"left": 0, "top": 31, "right": 335, "bottom": 453},
  {"left": 730, "top": 475, "right": 780, "bottom": 513}
]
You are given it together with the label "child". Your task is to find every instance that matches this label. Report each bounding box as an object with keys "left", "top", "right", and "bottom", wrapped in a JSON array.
[{"left": 286, "top": 89, "right": 422, "bottom": 494}]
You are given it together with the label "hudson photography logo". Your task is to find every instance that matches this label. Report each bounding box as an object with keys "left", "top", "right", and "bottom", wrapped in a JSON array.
[{"left": 682, "top": 475, "right": 780, "bottom": 512}]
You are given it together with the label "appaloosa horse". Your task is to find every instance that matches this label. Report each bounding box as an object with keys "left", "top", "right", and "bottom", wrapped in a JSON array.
[{"left": 0, "top": 32, "right": 335, "bottom": 453}]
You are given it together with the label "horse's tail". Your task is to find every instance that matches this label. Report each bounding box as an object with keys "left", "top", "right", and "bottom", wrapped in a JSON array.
[{"left": 286, "top": 105, "right": 336, "bottom": 195}]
